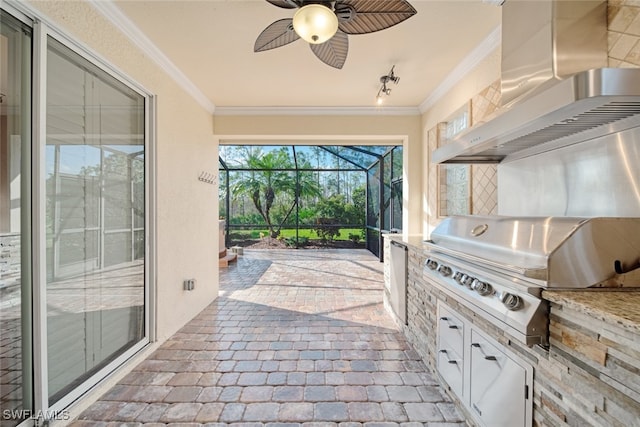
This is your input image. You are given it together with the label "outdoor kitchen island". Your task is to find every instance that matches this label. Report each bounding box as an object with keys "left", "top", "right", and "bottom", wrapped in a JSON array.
[{"left": 383, "top": 234, "right": 640, "bottom": 427}]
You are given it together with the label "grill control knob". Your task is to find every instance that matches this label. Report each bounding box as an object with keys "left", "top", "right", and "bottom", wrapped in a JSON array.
[
  {"left": 461, "top": 275, "right": 474, "bottom": 288},
  {"left": 501, "top": 292, "right": 523, "bottom": 311},
  {"left": 437, "top": 265, "right": 452, "bottom": 277},
  {"left": 471, "top": 279, "right": 493, "bottom": 296},
  {"left": 425, "top": 259, "right": 439, "bottom": 270},
  {"left": 453, "top": 271, "right": 464, "bottom": 283}
]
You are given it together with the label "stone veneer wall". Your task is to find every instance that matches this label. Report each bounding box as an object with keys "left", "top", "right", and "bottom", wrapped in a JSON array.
[
  {"left": 402, "top": 246, "right": 640, "bottom": 427},
  {"left": 542, "top": 299, "right": 640, "bottom": 426}
]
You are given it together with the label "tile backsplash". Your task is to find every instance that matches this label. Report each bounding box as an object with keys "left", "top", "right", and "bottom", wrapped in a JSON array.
[
  {"left": 608, "top": 0, "right": 640, "bottom": 67},
  {"left": 470, "top": 81, "right": 500, "bottom": 216}
]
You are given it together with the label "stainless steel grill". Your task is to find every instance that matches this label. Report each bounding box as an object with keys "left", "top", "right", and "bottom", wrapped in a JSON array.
[{"left": 423, "top": 215, "right": 640, "bottom": 346}]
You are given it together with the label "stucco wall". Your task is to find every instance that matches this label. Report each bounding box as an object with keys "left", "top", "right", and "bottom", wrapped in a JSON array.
[
  {"left": 420, "top": 48, "right": 501, "bottom": 135},
  {"left": 27, "top": 0, "right": 219, "bottom": 343}
]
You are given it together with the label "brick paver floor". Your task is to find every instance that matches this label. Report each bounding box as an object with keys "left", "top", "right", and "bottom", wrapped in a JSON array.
[{"left": 72, "top": 249, "right": 466, "bottom": 426}]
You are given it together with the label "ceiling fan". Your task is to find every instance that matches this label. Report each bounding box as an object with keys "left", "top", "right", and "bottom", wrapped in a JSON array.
[{"left": 254, "top": 0, "right": 417, "bottom": 69}]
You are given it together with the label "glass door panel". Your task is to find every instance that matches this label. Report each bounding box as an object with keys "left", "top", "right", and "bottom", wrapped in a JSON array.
[
  {"left": 45, "top": 37, "right": 145, "bottom": 403},
  {"left": 0, "top": 10, "right": 32, "bottom": 427}
]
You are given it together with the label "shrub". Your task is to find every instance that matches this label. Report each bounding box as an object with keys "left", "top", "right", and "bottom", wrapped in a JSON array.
[
  {"left": 284, "top": 236, "right": 309, "bottom": 247},
  {"left": 315, "top": 217, "right": 340, "bottom": 243}
]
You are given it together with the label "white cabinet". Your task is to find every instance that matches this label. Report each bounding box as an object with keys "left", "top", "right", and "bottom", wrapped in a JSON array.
[
  {"left": 437, "top": 302, "right": 533, "bottom": 427},
  {"left": 437, "top": 305, "right": 465, "bottom": 397},
  {"left": 388, "top": 240, "right": 408, "bottom": 324}
]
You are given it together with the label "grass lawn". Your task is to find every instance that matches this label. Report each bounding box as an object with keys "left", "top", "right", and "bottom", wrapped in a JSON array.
[{"left": 230, "top": 227, "right": 364, "bottom": 241}]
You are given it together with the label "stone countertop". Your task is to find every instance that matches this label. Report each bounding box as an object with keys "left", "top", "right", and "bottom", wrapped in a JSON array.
[
  {"left": 542, "top": 289, "right": 640, "bottom": 334},
  {"left": 383, "top": 233, "right": 427, "bottom": 250}
]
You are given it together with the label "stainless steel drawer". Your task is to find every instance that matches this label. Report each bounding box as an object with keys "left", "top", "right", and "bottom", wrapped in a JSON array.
[
  {"left": 437, "top": 345, "right": 463, "bottom": 397},
  {"left": 438, "top": 305, "right": 464, "bottom": 357},
  {"left": 437, "top": 304, "right": 465, "bottom": 397}
]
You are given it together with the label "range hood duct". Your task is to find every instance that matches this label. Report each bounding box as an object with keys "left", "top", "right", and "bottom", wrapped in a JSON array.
[{"left": 432, "top": 0, "right": 640, "bottom": 164}]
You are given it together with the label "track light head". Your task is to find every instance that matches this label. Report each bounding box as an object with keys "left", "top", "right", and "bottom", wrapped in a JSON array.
[{"left": 375, "top": 65, "right": 400, "bottom": 104}]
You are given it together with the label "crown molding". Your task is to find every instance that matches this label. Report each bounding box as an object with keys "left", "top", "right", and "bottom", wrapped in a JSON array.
[
  {"left": 216, "top": 134, "right": 407, "bottom": 145},
  {"left": 89, "top": 0, "right": 216, "bottom": 114},
  {"left": 419, "top": 25, "right": 501, "bottom": 113},
  {"left": 214, "top": 106, "right": 421, "bottom": 116}
]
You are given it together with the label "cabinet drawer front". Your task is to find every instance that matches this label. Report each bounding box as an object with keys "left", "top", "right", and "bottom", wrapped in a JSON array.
[
  {"left": 438, "top": 306, "right": 464, "bottom": 356},
  {"left": 437, "top": 346, "right": 463, "bottom": 397},
  {"left": 469, "top": 331, "right": 527, "bottom": 427}
]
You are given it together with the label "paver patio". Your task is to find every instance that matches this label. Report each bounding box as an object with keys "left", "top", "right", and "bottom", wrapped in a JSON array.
[{"left": 72, "top": 249, "right": 466, "bottom": 426}]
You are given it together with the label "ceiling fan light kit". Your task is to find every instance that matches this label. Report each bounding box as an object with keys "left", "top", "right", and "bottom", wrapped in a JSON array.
[
  {"left": 292, "top": 4, "right": 339, "bottom": 44},
  {"left": 255, "top": 0, "right": 417, "bottom": 69}
]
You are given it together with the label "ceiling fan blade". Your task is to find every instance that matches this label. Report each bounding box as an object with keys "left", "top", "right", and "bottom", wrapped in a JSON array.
[
  {"left": 336, "top": 0, "right": 417, "bottom": 35},
  {"left": 310, "top": 31, "right": 349, "bottom": 69},
  {"left": 254, "top": 19, "right": 300, "bottom": 52},
  {"left": 265, "top": 0, "right": 299, "bottom": 9}
]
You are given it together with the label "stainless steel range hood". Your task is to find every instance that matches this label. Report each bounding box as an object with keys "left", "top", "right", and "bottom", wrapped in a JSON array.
[
  {"left": 432, "top": 68, "right": 640, "bottom": 163},
  {"left": 431, "top": 0, "right": 640, "bottom": 164}
]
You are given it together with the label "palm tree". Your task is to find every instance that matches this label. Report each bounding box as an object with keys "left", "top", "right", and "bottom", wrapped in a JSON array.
[{"left": 231, "top": 148, "right": 321, "bottom": 238}]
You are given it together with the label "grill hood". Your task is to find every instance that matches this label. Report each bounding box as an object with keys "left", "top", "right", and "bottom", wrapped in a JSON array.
[
  {"left": 428, "top": 215, "right": 640, "bottom": 288},
  {"left": 432, "top": 0, "right": 640, "bottom": 164}
]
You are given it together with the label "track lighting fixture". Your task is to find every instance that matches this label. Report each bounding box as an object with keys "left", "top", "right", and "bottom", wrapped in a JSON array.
[{"left": 376, "top": 65, "right": 400, "bottom": 105}]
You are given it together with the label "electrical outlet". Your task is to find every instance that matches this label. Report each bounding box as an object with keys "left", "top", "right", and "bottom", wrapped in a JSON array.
[{"left": 183, "top": 279, "right": 196, "bottom": 291}]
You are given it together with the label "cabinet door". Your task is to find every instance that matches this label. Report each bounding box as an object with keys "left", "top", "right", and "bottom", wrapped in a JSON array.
[{"left": 469, "top": 331, "right": 527, "bottom": 427}]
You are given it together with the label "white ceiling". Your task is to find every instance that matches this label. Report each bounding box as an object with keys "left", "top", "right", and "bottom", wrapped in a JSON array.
[{"left": 106, "top": 0, "right": 502, "bottom": 114}]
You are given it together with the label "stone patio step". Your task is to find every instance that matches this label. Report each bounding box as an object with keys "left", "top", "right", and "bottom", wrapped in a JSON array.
[{"left": 219, "top": 252, "right": 238, "bottom": 268}]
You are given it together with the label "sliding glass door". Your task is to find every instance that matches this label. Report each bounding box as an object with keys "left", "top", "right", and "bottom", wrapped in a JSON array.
[
  {"left": 0, "top": 10, "right": 32, "bottom": 427},
  {"left": 45, "top": 38, "right": 146, "bottom": 403},
  {"left": 1, "top": 4, "right": 151, "bottom": 422}
]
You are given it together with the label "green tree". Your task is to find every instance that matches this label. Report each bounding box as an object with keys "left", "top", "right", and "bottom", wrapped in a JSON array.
[
  {"left": 316, "top": 194, "right": 348, "bottom": 221},
  {"left": 352, "top": 185, "right": 366, "bottom": 215}
]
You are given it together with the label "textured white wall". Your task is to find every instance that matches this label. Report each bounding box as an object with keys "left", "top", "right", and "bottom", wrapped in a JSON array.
[{"left": 420, "top": 47, "right": 501, "bottom": 134}]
